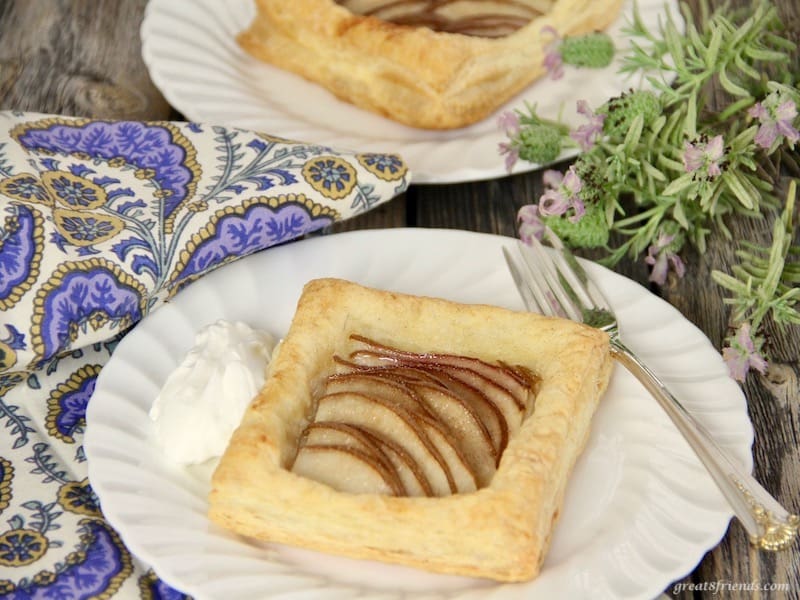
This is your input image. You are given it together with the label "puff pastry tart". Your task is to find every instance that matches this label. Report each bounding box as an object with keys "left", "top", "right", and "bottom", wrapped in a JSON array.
[
  {"left": 209, "top": 278, "right": 612, "bottom": 582},
  {"left": 237, "top": 0, "right": 624, "bottom": 129}
]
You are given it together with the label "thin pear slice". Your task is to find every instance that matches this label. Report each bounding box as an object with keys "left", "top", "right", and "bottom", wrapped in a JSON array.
[
  {"left": 304, "top": 421, "right": 432, "bottom": 497},
  {"left": 316, "top": 391, "right": 454, "bottom": 496},
  {"left": 352, "top": 347, "right": 528, "bottom": 414},
  {"left": 376, "top": 364, "right": 521, "bottom": 460},
  {"left": 327, "top": 370, "right": 484, "bottom": 490},
  {"left": 391, "top": 366, "right": 509, "bottom": 456},
  {"left": 349, "top": 335, "right": 532, "bottom": 410},
  {"left": 411, "top": 382, "right": 496, "bottom": 486},
  {"left": 302, "top": 422, "right": 404, "bottom": 491},
  {"left": 365, "top": 430, "right": 432, "bottom": 497},
  {"left": 499, "top": 362, "right": 541, "bottom": 416},
  {"left": 292, "top": 444, "right": 402, "bottom": 496},
  {"left": 325, "top": 372, "right": 435, "bottom": 419},
  {"left": 334, "top": 363, "right": 509, "bottom": 458},
  {"left": 430, "top": 364, "right": 524, "bottom": 438},
  {"left": 417, "top": 418, "right": 478, "bottom": 494},
  {"left": 303, "top": 421, "right": 379, "bottom": 453}
]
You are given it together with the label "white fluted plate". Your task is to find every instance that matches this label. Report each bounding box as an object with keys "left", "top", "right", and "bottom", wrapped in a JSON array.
[
  {"left": 85, "top": 228, "right": 752, "bottom": 600},
  {"left": 140, "top": 0, "right": 681, "bottom": 184}
]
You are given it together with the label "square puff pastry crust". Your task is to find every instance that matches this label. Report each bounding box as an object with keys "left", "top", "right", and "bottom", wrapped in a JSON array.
[
  {"left": 208, "top": 278, "right": 612, "bottom": 582},
  {"left": 237, "top": 0, "right": 624, "bottom": 129}
]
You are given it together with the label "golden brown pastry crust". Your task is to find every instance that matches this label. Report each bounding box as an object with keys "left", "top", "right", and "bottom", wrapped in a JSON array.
[
  {"left": 237, "top": 0, "right": 624, "bottom": 129},
  {"left": 208, "top": 278, "right": 612, "bottom": 582}
]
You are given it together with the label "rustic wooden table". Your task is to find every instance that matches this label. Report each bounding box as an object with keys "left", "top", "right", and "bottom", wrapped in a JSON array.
[{"left": 1, "top": 0, "right": 797, "bottom": 598}]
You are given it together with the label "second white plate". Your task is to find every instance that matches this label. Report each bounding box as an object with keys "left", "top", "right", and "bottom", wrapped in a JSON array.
[
  {"left": 140, "top": 0, "right": 680, "bottom": 183},
  {"left": 85, "top": 228, "right": 751, "bottom": 600}
]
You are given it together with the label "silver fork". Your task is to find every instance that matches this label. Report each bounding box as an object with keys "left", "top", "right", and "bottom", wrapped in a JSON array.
[{"left": 503, "top": 229, "right": 798, "bottom": 551}]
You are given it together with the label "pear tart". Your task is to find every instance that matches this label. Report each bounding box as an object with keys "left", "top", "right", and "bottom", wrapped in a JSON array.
[
  {"left": 209, "top": 278, "right": 612, "bottom": 581},
  {"left": 292, "top": 334, "right": 540, "bottom": 496},
  {"left": 237, "top": 0, "right": 624, "bottom": 129}
]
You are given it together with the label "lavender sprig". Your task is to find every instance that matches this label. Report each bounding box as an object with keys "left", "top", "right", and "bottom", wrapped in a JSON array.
[
  {"left": 498, "top": 102, "right": 571, "bottom": 170},
  {"left": 503, "top": 0, "right": 799, "bottom": 382},
  {"left": 712, "top": 181, "right": 799, "bottom": 381}
]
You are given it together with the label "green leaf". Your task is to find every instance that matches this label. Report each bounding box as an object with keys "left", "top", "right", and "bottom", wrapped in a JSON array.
[
  {"left": 705, "top": 23, "right": 722, "bottom": 69},
  {"left": 648, "top": 114, "right": 667, "bottom": 139},
  {"left": 721, "top": 171, "right": 756, "bottom": 209},
  {"left": 685, "top": 92, "right": 697, "bottom": 138},
  {"left": 718, "top": 64, "right": 751, "bottom": 97},
  {"left": 718, "top": 96, "right": 756, "bottom": 122},
  {"left": 763, "top": 32, "right": 798, "bottom": 53},
  {"left": 642, "top": 159, "right": 667, "bottom": 181},
  {"left": 728, "top": 128, "right": 757, "bottom": 157},
  {"left": 659, "top": 107, "right": 686, "bottom": 145},
  {"left": 662, "top": 172, "right": 695, "bottom": 196},
  {"left": 744, "top": 46, "right": 792, "bottom": 63},
  {"left": 729, "top": 8, "right": 761, "bottom": 48},
  {"left": 732, "top": 52, "right": 762, "bottom": 81},
  {"left": 672, "top": 199, "right": 690, "bottom": 229},
  {"left": 657, "top": 155, "right": 687, "bottom": 173},
  {"left": 711, "top": 270, "right": 750, "bottom": 295},
  {"left": 623, "top": 114, "right": 644, "bottom": 150},
  {"left": 663, "top": 12, "right": 687, "bottom": 72}
]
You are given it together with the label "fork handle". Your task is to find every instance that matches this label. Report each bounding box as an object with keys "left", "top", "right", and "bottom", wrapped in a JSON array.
[{"left": 610, "top": 340, "right": 799, "bottom": 551}]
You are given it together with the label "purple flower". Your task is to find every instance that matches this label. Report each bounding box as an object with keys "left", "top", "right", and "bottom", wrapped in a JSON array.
[
  {"left": 644, "top": 233, "right": 686, "bottom": 286},
  {"left": 569, "top": 197, "right": 585, "bottom": 223},
  {"left": 518, "top": 204, "right": 546, "bottom": 243},
  {"left": 497, "top": 111, "right": 520, "bottom": 136},
  {"left": 722, "top": 322, "right": 768, "bottom": 382},
  {"left": 570, "top": 100, "right": 606, "bottom": 151},
  {"left": 498, "top": 141, "right": 520, "bottom": 172},
  {"left": 539, "top": 188, "right": 569, "bottom": 215},
  {"left": 683, "top": 135, "right": 725, "bottom": 178},
  {"left": 542, "top": 169, "right": 563, "bottom": 189},
  {"left": 538, "top": 166, "right": 583, "bottom": 221},
  {"left": 542, "top": 26, "right": 564, "bottom": 80},
  {"left": 748, "top": 94, "right": 799, "bottom": 149},
  {"left": 497, "top": 111, "right": 523, "bottom": 172}
]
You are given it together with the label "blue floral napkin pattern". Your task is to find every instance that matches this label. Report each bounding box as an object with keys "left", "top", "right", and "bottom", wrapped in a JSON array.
[{"left": 0, "top": 110, "right": 409, "bottom": 599}]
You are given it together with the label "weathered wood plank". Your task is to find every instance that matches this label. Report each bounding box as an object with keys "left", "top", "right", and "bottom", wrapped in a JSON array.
[
  {"left": 329, "top": 193, "right": 408, "bottom": 232},
  {"left": 0, "top": 0, "right": 171, "bottom": 119}
]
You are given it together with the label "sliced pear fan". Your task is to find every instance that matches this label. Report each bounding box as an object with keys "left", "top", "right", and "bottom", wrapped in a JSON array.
[{"left": 291, "top": 334, "right": 540, "bottom": 496}]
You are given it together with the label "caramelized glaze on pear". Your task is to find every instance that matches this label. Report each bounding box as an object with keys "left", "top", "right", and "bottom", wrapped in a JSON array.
[{"left": 290, "top": 335, "right": 539, "bottom": 497}]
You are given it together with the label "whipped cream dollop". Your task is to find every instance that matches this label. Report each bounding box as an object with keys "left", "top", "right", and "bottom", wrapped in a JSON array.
[{"left": 149, "top": 319, "right": 276, "bottom": 465}]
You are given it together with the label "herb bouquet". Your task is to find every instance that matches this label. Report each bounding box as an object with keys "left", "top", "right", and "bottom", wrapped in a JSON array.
[{"left": 500, "top": 0, "right": 799, "bottom": 382}]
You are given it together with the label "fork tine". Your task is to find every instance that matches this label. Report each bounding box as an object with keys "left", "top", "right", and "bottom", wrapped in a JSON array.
[
  {"left": 502, "top": 246, "right": 548, "bottom": 315},
  {"left": 532, "top": 239, "right": 593, "bottom": 313},
  {"left": 537, "top": 231, "right": 598, "bottom": 313},
  {"left": 507, "top": 227, "right": 615, "bottom": 327},
  {"left": 541, "top": 228, "right": 614, "bottom": 315},
  {"left": 515, "top": 236, "right": 584, "bottom": 322}
]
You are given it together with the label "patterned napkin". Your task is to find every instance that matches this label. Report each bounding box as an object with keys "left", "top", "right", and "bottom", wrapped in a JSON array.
[{"left": 0, "top": 111, "right": 410, "bottom": 599}]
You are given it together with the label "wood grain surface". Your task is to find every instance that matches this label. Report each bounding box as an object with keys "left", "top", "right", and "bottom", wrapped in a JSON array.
[{"left": 1, "top": 0, "right": 797, "bottom": 598}]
